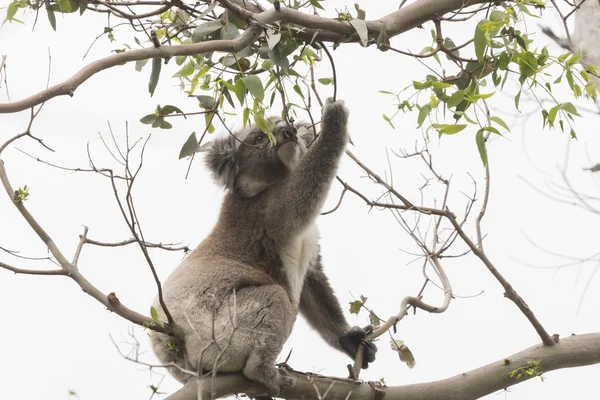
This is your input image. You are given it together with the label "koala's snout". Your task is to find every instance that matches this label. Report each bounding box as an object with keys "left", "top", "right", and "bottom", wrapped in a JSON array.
[{"left": 279, "top": 125, "right": 298, "bottom": 143}]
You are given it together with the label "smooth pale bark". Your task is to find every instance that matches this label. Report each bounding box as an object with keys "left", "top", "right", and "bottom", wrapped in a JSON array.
[{"left": 165, "top": 333, "right": 600, "bottom": 400}]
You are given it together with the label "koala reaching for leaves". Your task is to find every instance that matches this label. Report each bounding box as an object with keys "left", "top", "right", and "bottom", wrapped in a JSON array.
[{"left": 150, "top": 99, "right": 377, "bottom": 395}]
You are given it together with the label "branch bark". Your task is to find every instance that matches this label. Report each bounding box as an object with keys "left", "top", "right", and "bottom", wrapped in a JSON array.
[
  {"left": 164, "top": 332, "right": 600, "bottom": 400},
  {"left": 0, "top": 0, "right": 501, "bottom": 114},
  {"left": 0, "top": 26, "right": 262, "bottom": 114}
]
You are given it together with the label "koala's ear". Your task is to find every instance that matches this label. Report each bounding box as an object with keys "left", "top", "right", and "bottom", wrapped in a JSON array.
[{"left": 205, "top": 135, "right": 238, "bottom": 190}]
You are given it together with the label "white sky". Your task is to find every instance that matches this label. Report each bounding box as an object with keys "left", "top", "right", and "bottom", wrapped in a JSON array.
[{"left": 1, "top": 1, "right": 600, "bottom": 399}]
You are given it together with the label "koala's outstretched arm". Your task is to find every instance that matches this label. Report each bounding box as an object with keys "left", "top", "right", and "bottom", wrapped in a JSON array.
[
  {"left": 299, "top": 256, "right": 377, "bottom": 368},
  {"left": 266, "top": 99, "right": 348, "bottom": 239}
]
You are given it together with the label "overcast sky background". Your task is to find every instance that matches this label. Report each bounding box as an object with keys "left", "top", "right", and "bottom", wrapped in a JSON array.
[{"left": 1, "top": 1, "right": 600, "bottom": 399}]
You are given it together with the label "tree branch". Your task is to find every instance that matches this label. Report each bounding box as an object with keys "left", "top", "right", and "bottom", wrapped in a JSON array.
[
  {"left": 0, "top": 260, "right": 66, "bottom": 275},
  {"left": 1, "top": 0, "right": 502, "bottom": 114},
  {"left": 0, "top": 26, "right": 262, "bottom": 114},
  {"left": 341, "top": 150, "right": 556, "bottom": 346},
  {"left": 0, "top": 158, "right": 176, "bottom": 336},
  {"left": 164, "top": 332, "right": 600, "bottom": 400}
]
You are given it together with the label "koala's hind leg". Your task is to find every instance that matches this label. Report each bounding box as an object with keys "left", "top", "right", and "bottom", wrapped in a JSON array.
[{"left": 238, "top": 284, "right": 296, "bottom": 395}]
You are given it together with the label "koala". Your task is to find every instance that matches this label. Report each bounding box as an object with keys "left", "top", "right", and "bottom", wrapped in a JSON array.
[{"left": 150, "top": 99, "right": 377, "bottom": 395}]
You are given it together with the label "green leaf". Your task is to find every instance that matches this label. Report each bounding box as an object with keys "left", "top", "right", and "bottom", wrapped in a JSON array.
[
  {"left": 242, "top": 107, "right": 251, "bottom": 128},
  {"left": 349, "top": 300, "right": 362, "bottom": 315},
  {"left": 432, "top": 123, "right": 467, "bottom": 135},
  {"left": 173, "top": 61, "right": 194, "bottom": 78},
  {"left": 514, "top": 89, "right": 521, "bottom": 111},
  {"left": 148, "top": 58, "right": 161, "bottom": 97},
  {"left": 489, "top": 116, "right": 510, "bottom": 132},
  {"left": 557, "top": 102, "right": 581, "bottom": 116},
  {"left": 570, "top": 128, "right": 577, "bottom": 139},
  {"left": 151, "top": 117, "right": 172, "bottom": 129},
  {"left": 241, "top": 75, "right": 264, "bottom": 102},
  {"left": 566, "top": 50, "right": 582, "bottom": 66},
  {"left": 191, "top": 20, "right": 222, "bottom": 42},
  {"left": 474, "top": 20, "right": 488, "bottom": 61},
  {"left": 498, "top": 51, "right": 510, "bottom": 70},
  {"left": 268, "top": 48, "right": 290, "bottom": 71},
  {"left": 369, "top": 312, "right": 380, "bottom": 327},
  {"left": 349, "top": 19, "right": 369, "bottom": 47},
  {"left": 266, "top": 29, "right": 281, "bottom": 50},
  {"left": 293, "top": 84, "right": 304, "bottom": 99},
  {"left": 222, "top": 87, "right": 235, "bottom": 108},
  {"left": 45, "top": 2, "right": 57, "bottom": 31},
  {"left": 233, "top": 78, "right": 246, "bottom": 106},
  {"left": 179, "top": 132, "right": 203, "bottom": 159},
  {"left": 135, "top": 59, "right": 149, "bottom": 72},
  {"left": 382, "top": 114, "right": 395, "bottom": 129},
  {"left": 377, "top": 28, "right": 390, "bottom": 51},
  {"left": 557, "top": 51, "right": 571, "bottom": 63},
  {"left": 475, "top": 129, "right": 487, "bottom": 167},
  {"left": 254, "top": 112, "right": 274, "bottom": 142},
  {"left": 150, "top": 306, "right": 159, "bottom": 320},
  {"left": 446, "top": 90, "right": 465, "bottom": 108},
  {"left": 220, "top": 23, "right": 240, "bottom": 40},
  {"left": 354, "top": 3, "right": 366, "bottom": 20},
  {"left": 205, "top": 113, "right": 215, "bottom": 134},
  {"left": 480, "top": 126, "right": 501, "bottom": 135},
  {"left": 3, "top": 1, "right": 23, "bottom": 25},
  {"left": 516, "top": 51, "right": 538, "bottom": 78},
  {"left": 318, "top": 78, "right": 332, "bottom": 85},
  {"left": 309, "top": 0, "right": 325, "bottom": 10},
  {"left": 443, "top": 37, "right": 459, "bottom": 60},
  {"left": 161, "top": 105, "right": 185, "bottom": 116},
  {"left": 548, "top": 106, "right": 558, "bottom": 127},
  {"left": 261, "top": 59, "right": 273, "bottom": 70},
  {"left": 140, "top": 114, "right": 158, "bottom": 125},
  {"left": 416, "top": 104, "right": 431, "bottom": 128},
  {"left": 196, "top": 95, "right": 217, "bottom": 109},
  {"left": 51, "top": 0, "right": 78, "bottom": 13}
]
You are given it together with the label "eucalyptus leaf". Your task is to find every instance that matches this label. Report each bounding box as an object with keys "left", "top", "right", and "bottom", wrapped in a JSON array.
[
  {"left": 349, "top": 19, "right": 369, "bottom": 47},
  {"left": 191, "top": 20, "right": 222, "bottom": 43},
  {"left": 148, "top": 58, "right": 161, "bottom": 97},
  {"left": 241, "top": 76, "right": 264, "bottom": 102}
]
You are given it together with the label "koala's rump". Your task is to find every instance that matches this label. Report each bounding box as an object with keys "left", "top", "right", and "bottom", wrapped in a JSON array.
[{"left": 151, "top": 255, "right": 295, "bottom": 382}]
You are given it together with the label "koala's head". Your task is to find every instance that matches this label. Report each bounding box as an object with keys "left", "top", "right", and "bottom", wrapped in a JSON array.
[{"left": 205, "top": 117, "right": 314, "bottom": 196}]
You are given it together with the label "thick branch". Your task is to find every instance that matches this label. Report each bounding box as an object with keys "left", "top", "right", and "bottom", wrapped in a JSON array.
[
  {"left": 0, "top": 26, "right": 262, "bottom": 114},
  {"left": 1, "top": 0, "right": 502, "bottom": 114},
  {"left": 222, "top": 0, "right": 498, "bottom": 42},
  {"left": 165, "top": 333, "right": 600, "bottom": 400}
]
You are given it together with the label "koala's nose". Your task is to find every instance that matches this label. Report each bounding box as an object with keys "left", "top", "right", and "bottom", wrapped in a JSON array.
[{"left": 281, "top": 126, "right": 297, "bottom": 141}]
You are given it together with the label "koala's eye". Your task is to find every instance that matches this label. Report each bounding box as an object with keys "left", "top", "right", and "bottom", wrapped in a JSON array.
[{"left": 254, "top": 134, "right": 266, "bottom": 143}]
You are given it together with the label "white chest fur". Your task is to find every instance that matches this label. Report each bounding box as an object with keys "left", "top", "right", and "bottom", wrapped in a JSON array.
[{"left": 280, "top": 225, "right": 319, "bottom": 305}]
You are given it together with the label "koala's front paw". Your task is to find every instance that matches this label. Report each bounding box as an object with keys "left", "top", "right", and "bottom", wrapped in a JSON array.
[
  {"left": 277, "top": 368, "right": 295, "bottom": 388},
  {"left": 322, "top": 97, "right": 349, "bottom": 133},
  {"left": 339, "top": 325, "right": 378, "bottom": 369}
]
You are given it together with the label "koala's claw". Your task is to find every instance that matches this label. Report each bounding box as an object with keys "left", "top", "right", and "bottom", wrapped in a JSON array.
[
  {"left": 339, "top": 325, "right": 378, "bottom": 369},
  {"left": 278, "top": 369, "right": 295, "bottom": 388}
]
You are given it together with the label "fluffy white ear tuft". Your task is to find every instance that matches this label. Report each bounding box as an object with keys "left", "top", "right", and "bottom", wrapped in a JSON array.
[{"left": 204, "top": 136, "right": 239, "bottom": 190}]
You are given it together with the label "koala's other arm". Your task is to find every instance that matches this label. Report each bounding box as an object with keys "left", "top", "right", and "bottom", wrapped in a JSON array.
[
  {"left": 266, "top": 99, "right": 349, "bottom": 239},
  {"left": 299, "top": 256, "right": 377, "bottom": 369}
]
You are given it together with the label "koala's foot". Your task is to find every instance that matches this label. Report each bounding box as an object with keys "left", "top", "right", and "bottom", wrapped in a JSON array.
[
  {"left": 243, "top": 359, "right": 295, "bottom": 395},
  {"left": 339, "top": 325, "right": 378, "bottom": 369}
]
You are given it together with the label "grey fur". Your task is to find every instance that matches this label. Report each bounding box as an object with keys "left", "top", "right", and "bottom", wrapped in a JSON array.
[{"left": 150, "top": 99, "right": 376, "bottom": 395}]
